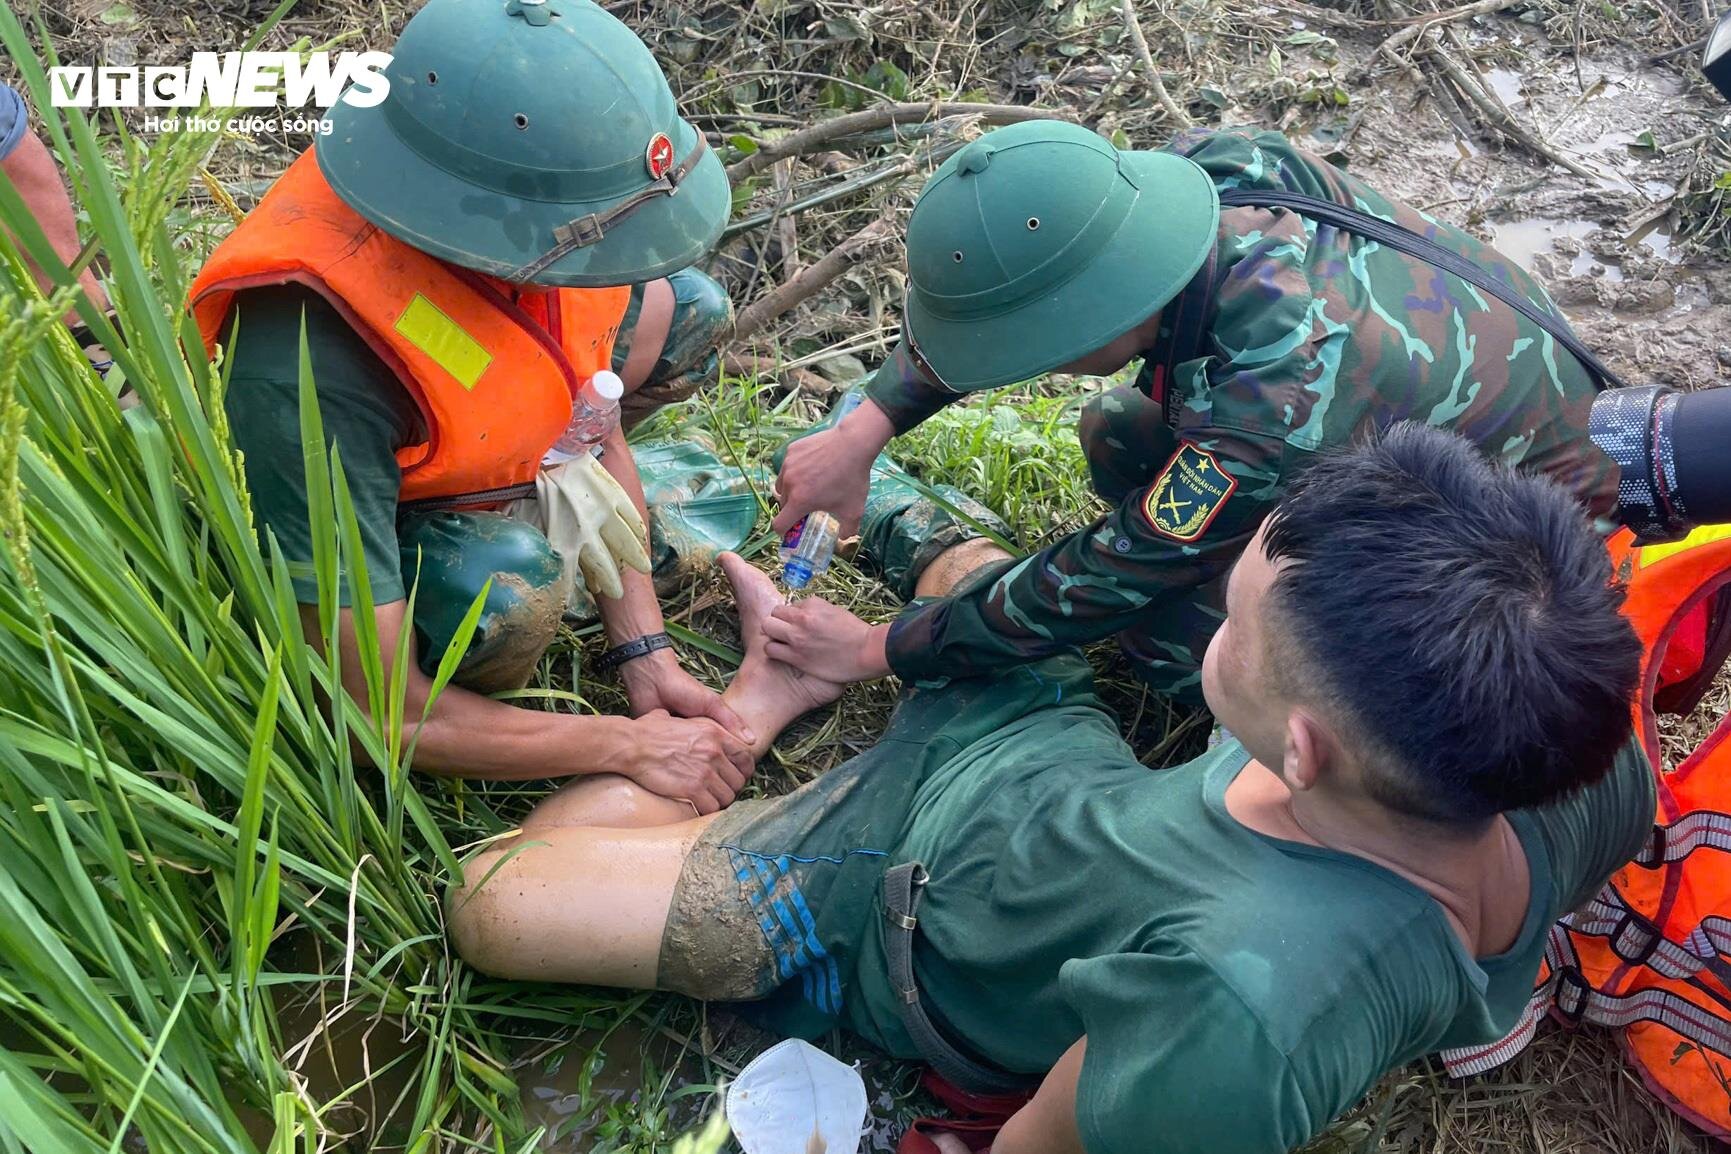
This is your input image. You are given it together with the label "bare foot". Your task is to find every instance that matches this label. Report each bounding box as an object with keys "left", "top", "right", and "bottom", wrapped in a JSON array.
[{"left": 719, "top": 552, "right": 844, "bottom": 751}]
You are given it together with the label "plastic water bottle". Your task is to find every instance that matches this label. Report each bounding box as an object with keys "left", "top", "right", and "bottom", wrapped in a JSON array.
[
  {"left": 781, "top": 511, "right": 840, "bottom": 591},
  {"left": 777, "top": 391, "right": 866, "bottom": 589},
  {"left": 544, "top": 370, "right": 624, "bottom": 464}
]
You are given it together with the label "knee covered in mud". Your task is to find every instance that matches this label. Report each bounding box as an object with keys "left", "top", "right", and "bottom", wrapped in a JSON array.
[{"left": 398, "top": 511, "right": 565, "bottom": 693}]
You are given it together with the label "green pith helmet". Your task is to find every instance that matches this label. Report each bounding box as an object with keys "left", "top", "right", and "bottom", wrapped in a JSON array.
[
  {"left": 902, "top": 120, "right": 1220, "bottom": 392},
  {"left": 317, "top": 0, "right": 729, "bottom": 286}
]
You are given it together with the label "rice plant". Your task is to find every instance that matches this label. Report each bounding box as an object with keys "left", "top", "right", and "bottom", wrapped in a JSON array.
[{"left": 0, "top": 9, "right": 752, "bottom": 1152}]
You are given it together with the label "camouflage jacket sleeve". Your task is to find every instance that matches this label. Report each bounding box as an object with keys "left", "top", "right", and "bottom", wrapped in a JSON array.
[
  {"left": 863, "top": 339, "right": 965, "bottom": 434},
  {"left": 884, "top": 429, "right": 1286, "bottom": 683}
]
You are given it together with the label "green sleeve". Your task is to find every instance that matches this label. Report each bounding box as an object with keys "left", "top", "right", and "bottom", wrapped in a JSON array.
[
  {"left": 221, "top": 284, "right": 418, "bottom": 606},
  {"left": 1059, "top": 949, "right": 1314, "bottom": 1154},
  {"left": 1526, "top": 737, "right": 1658, "bottom": 914},
  {"left": 883, "top": 429, "right": 1283, "bottom": 683},
  {"left": 863, "top": 339, "right": 965, "bottom": 435}
]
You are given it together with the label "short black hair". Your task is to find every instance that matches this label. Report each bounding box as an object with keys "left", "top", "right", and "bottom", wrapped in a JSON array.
[{"left": 1260, "top": 423, "right": 1640, "bottom": 825}]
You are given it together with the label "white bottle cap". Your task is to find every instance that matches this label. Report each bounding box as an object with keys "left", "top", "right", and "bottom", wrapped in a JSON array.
[{"left": 586, "top": 370, "right": 625, "bottom": 402}]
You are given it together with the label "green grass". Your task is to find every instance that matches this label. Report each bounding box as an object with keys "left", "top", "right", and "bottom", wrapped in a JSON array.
[{"left": 0, "top": 8, "right": 747, "bottom": 1150}]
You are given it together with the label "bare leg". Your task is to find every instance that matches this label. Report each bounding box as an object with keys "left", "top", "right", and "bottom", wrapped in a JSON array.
[
  {"left": 521, "top": 773, "right": 696, "bottom": 833},
  {"left": 447, "top": 812, "right": 717, "bottom": 986},
  {"left": 914, "top": 537, "right": 1016, "bottom": 599},
  {"left": 448, "top": 554, "right": 846, "bottom": 984}
]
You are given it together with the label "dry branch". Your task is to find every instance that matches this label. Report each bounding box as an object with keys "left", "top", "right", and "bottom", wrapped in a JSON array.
[
  {"left": 1376, "top": 0, "right": 1526, "bottom": 61},
  {"left": 720, "top": 354, "right": 832, "bottom": 394},
  {"left": 731, "top": 215, "right": 900, "bottom": 343},
  {"left": 727, "top": 102, "right": 1069, "bottom": 183},
  {"left": 1419, "top": 33, "right": 1600, "bottom": 181},
  {"left": 1119, "top": 0, "right": 1194, "bottom": 128}
]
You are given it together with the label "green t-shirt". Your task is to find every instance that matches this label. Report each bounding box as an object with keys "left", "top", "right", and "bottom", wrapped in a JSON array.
[
  {"left": 220, "top": 285, "right": 421, "bottom": 604},
  {"left": 846, "top": 712, "right": 1655, "bottom": 1154}
]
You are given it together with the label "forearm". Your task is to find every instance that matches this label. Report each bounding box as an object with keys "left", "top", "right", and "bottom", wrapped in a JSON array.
[
  {"left": 312, "top": 601, "right": 639, "bottom": 780},
  {"left": 1, "top": 132, "right": 108, "bottom": 313},
  {"left": 864, "top": 339, "right": 964, "bottom": 435},
  {"left": 990, "top": 1041, "right": 1086, "bottom": 1154},
  {"left": 404, "top": 680, "right": 639, "bottom": 780},
  {"left": 594, "top": 429, "right": 666, "bottom": 646}
]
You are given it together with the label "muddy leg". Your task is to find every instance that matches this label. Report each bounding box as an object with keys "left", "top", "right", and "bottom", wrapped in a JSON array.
[
  {"left": 912, "top": 536, "right": 1016, "bottom": 598},
  {"left": 612, "top": 269, "right": 734, "bottom": 429},
  {"left": 448, "top": 811, "right": 718, "bottom": 986}
]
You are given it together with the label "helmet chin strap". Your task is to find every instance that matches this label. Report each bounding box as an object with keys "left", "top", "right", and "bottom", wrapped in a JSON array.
[{"left": 510, "top": 136, "right": 708, "bottom": 284}]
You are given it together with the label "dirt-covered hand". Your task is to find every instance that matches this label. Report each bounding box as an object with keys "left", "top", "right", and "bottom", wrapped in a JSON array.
[
  {"left": 620, "top": 710, "right": 754, "bottom": 814},
  {"left": 761, "top": 597, "right": 892, "bottom": 683}
]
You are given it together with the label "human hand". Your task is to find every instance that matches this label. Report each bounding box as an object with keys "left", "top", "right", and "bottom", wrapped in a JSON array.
[
  {"left": 761, "top": 597, "right": 892, "bottom": 683},
  {"left": 620, "top": 649, "right": 755, "bottom": 745},
  {"left": 617, "top": 709, "right": 754, "bottom": 814},
  {"left": 771, "top": 400, "right": 895, "bottom": 538}
]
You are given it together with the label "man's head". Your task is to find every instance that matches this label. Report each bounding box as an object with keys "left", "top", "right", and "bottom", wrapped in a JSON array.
[
  {"left": 316, "top": 0, "right": 729, "bottom": 288},
  {"left": 899, "top": 120, "right": 1219, "bottom": 393},
  {"left": 1201, "top": 424, "right": 1640, "bottom": 828}
]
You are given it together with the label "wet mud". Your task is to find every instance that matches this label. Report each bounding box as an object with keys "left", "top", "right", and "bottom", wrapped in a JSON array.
[{"left": 1314, "top": 27, "right": 1727, "bottom": 389}]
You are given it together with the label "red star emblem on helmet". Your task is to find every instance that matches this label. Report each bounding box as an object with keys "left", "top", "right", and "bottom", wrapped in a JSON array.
[{"left": 646, "top": 133, "right": 675, "bottom": 180}]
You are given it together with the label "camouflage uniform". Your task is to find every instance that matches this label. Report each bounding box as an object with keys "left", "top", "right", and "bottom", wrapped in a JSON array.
[{"left": 865, "top": 127, "right": 1617, "bottom": 703}]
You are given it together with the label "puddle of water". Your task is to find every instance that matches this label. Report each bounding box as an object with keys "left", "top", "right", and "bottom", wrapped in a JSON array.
[
  {"left": 1630, "top": 218, "right": 1680, "bottom": 263},
  {"left": 1490, "top": 217, "right": 1597, "bottom": 273},
  {"left": 1484, "top": 68, "right": 1524, "bottom": 107},
  {"left": 518, "top": 1017, "right": 713, "bottom": 1149},
  {"left": 1569, "top": 250, "right": 1624, "bottom": 282}
]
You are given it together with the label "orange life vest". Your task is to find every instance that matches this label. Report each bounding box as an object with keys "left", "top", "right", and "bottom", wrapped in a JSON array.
[
  {"left": 1442, "top": 524, "right": 1731, "bottom": 1140},
  {"left": 188, "top": 149, "right": 632, "bottom": 505}
]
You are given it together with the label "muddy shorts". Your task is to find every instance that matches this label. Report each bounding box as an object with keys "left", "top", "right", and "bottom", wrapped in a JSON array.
[{"left": 656, "top": 654, "right": 1095, "bottom": 1041}]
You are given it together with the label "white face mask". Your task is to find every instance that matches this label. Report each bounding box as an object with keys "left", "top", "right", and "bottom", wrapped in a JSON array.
[{"left": 725, "top": 1038, "right": 869, "bottom": 1154}]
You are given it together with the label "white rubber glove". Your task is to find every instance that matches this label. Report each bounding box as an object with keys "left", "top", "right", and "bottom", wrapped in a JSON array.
[{"left": 510, "top": 454, "right": 651, "bottom": 603}]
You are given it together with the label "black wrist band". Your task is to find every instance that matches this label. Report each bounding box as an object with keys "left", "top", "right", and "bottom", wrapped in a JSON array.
[{"left": 596, "top": 632, "right": 673, "bottom": 672}]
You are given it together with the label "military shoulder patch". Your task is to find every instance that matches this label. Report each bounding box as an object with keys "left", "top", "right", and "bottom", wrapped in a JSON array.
[{"left": 1144, "top": 443, "right": 1238, "bottom": 542}]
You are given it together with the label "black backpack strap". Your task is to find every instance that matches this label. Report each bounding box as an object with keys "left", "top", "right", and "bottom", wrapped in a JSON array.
[{"left": 1216, "top": 188, "right": 1626, "bottom": 391}]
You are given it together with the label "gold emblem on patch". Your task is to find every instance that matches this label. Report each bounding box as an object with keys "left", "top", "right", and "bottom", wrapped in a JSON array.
[{"left": 1144, "top": 444, "right": 1237, "bottom": 542}]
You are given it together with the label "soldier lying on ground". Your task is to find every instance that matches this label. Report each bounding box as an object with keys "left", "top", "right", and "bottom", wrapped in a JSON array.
[
  {"left": 447, "top": 425, "right": 1652, "bottom": 1154},
  {"left": 770, "top": 121, "right": 1618, "bottom": 707}
]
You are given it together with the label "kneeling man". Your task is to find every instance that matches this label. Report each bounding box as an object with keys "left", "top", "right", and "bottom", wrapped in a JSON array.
[{"left": 449, "top": 425, "right": 1653, "bottom": 1154}]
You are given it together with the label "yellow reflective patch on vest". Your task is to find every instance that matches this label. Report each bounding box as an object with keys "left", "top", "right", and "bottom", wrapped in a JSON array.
[
  {"left": 1144, "top": 443, "right": 1237, "bottom": 542},
  {"left": 1638, "top": 522, "right": 1731, "bottom": 568},
  {"left": 393, "top": 293, "right": 492, "bottom": 390}
]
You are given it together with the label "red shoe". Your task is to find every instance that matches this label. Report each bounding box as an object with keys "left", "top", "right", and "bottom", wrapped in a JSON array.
[
  {"left": 919, "top": 1070, "right": 1032, "bottom": 1122},
  {"left": 896, "top": 1116, "right": 1002, "bottom": 1154}
]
